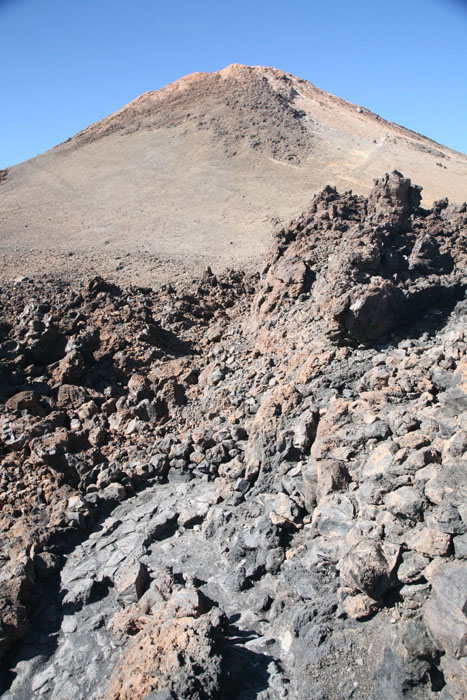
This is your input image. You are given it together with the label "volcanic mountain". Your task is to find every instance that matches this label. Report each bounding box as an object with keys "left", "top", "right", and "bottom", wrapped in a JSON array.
[
  {"left": 1, "top": 65, "right": 467, "bottom": 699},
  {"left": 1, "top": 64, "right": 467, "bottom": 285}
]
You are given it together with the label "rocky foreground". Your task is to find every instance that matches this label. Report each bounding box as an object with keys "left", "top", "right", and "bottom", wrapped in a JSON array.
[{"left": 1, "top": 172, "right": 466, "bottom": 699}]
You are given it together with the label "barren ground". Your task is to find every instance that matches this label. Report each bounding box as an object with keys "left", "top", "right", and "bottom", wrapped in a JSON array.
[{"left": 1, "top": 64, "right": 466, "bottom": 286}]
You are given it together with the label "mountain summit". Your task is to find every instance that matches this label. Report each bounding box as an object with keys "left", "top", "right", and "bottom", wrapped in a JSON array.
[
  {"left": 1, "top": 64, "right": 466, "bottom": 285},
  {"left": 1, "top": 67, "right": 467, "bottom": 699}
]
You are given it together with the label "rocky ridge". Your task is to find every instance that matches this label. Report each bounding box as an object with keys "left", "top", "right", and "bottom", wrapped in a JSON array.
[{"left": 0, "top": 172, "right": 467, "bottom": 699}]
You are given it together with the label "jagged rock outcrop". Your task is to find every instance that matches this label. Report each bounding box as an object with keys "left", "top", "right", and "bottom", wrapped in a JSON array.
[
  {"left": 1, "top": 173, "right": 467, "bottom": 699},
  {"left": 253, "top": 170, "right": 465, "bottom": 345}
]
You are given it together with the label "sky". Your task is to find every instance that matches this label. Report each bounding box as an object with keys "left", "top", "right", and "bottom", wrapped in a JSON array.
[{"left": 1, "top": 0, "right": 466, "bottom": 169}]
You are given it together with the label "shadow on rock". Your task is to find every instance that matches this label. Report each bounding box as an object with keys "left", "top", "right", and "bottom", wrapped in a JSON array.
[{"left": 220, "top": 625, "right": 285, "bottom": 700}]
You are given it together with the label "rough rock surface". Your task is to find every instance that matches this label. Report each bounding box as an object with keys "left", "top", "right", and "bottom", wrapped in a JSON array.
[{"left": 1, "top": 172, "right": 467, "bottom": 699}]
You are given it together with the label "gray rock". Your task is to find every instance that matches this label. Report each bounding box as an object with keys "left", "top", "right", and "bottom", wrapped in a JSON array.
[
  {"left": 143, "top": 690, "right": 176, "bottom": 700},
  {"left": 440, "top": 654, "right": 467, "bottom": 700},
  {"left": 424, "top": 462, "right": 467, "bottom": 507},
  {"left": 426, "top": 504, "right": 466, "bottom": 535},
  {"left": 292, "top": 409, "right": 318, "bottom": 452},
  {"left": 339, "top": 540, "right": 400, "bottom": 598},
  {"left": 134, "top": 398, "right": 158, "bottom": 422},
  {"left": 334, "top": 279, "right": 407, "bottom": 343},
  {"left": 115, "top": 560, "right": 149, "bottom": 606},
  {"left": 316, "top": 458, "right": 350, "bottom": 502},
  {"left": 143, "top": 510, "right": 178, "bottom": 546},
  {"left": 384, "top": 486, "right": 424, "bottom": 519},
  {"left": 234, "top": 477, "right": 250, "bottom": 494},
  {"left": 301, "top": 456, "right": 318, "bottom": 509},
  {"left": 408, "top": 526, "right": 451, "bottom": 557},
  {"left": 362, "top": 441, "right": 399, "bottom": 477},
  {"left": 424, "top": 560, "right": 467, "bottom": 658},
  {"left": 312, "top": 493, "right": 354, "bottom": 536},
  {"left": 62, "top": 577, "right": 96, "bottom": 605},
  {"left": 397, "top": 551, "right": 429, "bottom": 584},
  {"left": 454, "top": 532, "right": 467, "bottom": 559}
]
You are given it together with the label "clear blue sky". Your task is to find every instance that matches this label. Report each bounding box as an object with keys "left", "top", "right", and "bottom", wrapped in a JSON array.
[{"left": 1, "top": 0, "right": 466, "bottom": 169}]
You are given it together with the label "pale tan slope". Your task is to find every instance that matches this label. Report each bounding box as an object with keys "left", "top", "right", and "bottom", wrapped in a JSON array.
[{"left": 1, "top": 64, "right": 466, "bottom": 285}]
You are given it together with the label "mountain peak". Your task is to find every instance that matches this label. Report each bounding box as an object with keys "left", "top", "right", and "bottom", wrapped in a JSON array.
[
  {"left": 69, "top": 62, "right": 314, "bottom": 160},
  {"left": 1, "top": 66, "right": 466, "bottom": 287}
]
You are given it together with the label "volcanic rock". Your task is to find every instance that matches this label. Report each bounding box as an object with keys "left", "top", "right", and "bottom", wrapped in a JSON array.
[{"left": 1, "top": 173, "right": 467, "bottom": 698}]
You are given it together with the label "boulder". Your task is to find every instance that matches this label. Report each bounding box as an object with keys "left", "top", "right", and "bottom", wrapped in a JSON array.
[
  {"left": 339, "top": 540, "right": 400, "bottom": 598},
  {"left": 115, "top": 561, "right": 149, "bottom": 607},
  {"left": 312, "top": 494, "right": 354, "bottom": 537},
  {"left": 424, "top": 561, "right": 467, "bottom": 659},
  {"left": 334, "top": 278, "right": 407, "bottom": 343},
  {"left": 408, "top": 527, "right": 451, "bottom": 557}
]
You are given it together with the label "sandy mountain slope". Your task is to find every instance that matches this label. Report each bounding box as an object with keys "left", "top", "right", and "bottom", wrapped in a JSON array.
[{"left": 1, "top": 64, "right": 466, "bottom": 285}]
